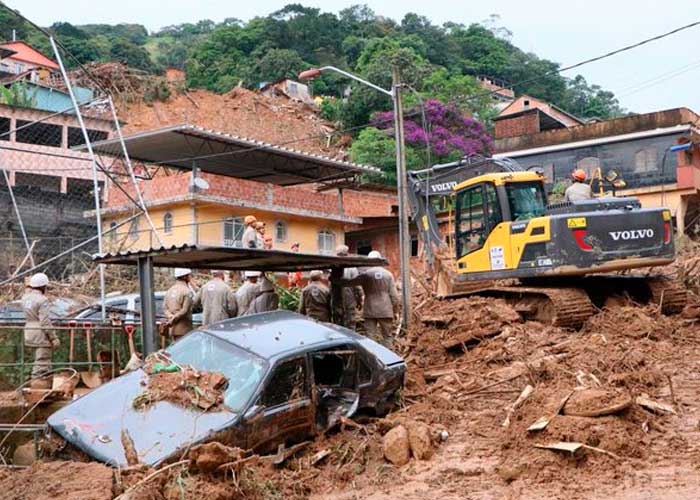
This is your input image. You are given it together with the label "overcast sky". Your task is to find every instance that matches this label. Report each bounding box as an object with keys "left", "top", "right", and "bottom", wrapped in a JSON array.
[{"left": 6, "top": 0, "right": 700, "bottom": 114}]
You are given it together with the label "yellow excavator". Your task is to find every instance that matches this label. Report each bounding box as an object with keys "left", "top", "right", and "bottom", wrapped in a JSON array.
[{"left": 408, "top": 156, "right": 686, "bottom": 328}]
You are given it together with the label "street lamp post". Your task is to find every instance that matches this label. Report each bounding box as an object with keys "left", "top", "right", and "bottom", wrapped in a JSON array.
[{"left": 299, "top": 66, "right": 412, "bottom": 330}]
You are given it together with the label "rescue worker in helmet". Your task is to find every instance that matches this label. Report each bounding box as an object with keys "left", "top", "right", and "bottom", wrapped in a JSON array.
[
  {"left": 236, "top": 271, "right": 260, "bottom": 315},
  {"left": 22, "top": 273, "right": 59, "bottom": 381},
  {"left": 242, "top": 216, "right": 261, "bottom": 249},
  {"left": 564, "top": 169, "right": 593, "bottom": 203},
  {"left": 192, "top": 270, "right": 237, "bottom": 327},
  {"left": 163, "top": 268, "right": 195, "bottom": 342}
]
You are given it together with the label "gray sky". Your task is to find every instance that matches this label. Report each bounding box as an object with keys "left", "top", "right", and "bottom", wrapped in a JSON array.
[{"left": 7, "top": 0, "right": 700, "bottom": 114}]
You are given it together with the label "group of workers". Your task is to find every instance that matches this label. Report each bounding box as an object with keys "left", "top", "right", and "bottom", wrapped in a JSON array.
[
  {"left": 161, "top": 243, "right": 399, "bottom": 348},
  {"left": 242, "top": 215, "right": 273, "bottom": 250},
  {"left": 162, "top": 268, "right": 279, "bottom": 341}
]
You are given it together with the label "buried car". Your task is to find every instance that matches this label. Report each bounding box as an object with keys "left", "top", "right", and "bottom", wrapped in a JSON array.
[{"left": 46, "top": 310, "right": 406, "bottom": 467}]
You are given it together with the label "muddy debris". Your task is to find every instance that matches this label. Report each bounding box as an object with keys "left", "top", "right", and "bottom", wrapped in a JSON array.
[
  {"left": 132, "top": 358, "right": 229, "bottom": 412},
  {"left": 0, "top": 461, "right": 114, "bottom": 500}
]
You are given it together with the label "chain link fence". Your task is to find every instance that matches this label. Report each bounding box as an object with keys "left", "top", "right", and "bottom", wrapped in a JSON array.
[{"left": 0, "top": 9, "right": 159, "bottom": 335}]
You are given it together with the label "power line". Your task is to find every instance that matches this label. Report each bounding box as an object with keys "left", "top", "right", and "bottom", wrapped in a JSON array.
[{"left": 618, "top": 60, "right": 700, "bottom": 98}]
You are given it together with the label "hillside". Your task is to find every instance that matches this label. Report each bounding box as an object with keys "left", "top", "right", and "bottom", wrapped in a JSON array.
[{"left": 0, "top": 3, "right": 624, "bottom": 125}]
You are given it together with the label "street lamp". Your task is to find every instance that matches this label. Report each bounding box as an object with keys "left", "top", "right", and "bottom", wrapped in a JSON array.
[{"left": 299, "top": 65, "right": 412, "bottom": 330}]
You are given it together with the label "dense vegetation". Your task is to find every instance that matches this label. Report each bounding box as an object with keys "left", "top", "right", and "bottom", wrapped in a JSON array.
[{"left": 0, "top": 3, "right": 625, "bottom": 181}]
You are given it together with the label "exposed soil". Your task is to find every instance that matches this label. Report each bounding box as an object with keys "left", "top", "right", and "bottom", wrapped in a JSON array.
[
  {"left": 121, "top": 87, "right": 345, "bottom": 159},
  {"left": 0, "top": 461, "right": 114, "bottom": 500}
]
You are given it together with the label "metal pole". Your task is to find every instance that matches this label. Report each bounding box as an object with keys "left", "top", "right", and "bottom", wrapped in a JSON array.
[
  {"left": 50, "top": 36, "right": 106, "bottom": 320},
  {"left": 1, "top": 168, "right": 34, "bottom": 267},
  {"left": 137, "top": 256, "right": 156, "bottom": 355},
  {"left": 391, "top": 67, "right": 412, "bottom": 329},
  {"left": 106, "top": 96, "right": 164, "bottom": 248}
]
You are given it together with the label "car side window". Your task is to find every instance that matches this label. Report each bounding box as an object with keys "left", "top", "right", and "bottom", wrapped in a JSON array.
[{"left": 261, "top": 358, "right": 307, "bottom": 407}]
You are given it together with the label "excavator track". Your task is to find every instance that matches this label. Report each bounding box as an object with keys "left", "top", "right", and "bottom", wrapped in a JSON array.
[
  {"left": 647, "top": 276, "right": 688, "bottom": 314},
  {"left": 486, "top": 285, "right": 597, "bottom": 329}
]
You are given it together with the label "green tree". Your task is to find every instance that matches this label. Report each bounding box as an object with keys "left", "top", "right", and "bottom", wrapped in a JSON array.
[
  {"left": 253, "top": 48, "right": 305, "bottom": 84},
  {"left": 350, "top": 127, "right": 420, "bottom": 184}
]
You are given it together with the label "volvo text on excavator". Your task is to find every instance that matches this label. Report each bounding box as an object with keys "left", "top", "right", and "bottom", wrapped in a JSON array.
[{"left": 408, "top": 155, "right": 686, "bottom": 328}]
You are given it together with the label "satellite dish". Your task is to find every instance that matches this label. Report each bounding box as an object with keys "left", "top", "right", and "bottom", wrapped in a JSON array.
[{"left": 193, "top": 177, "right": 210, "bottom": 190}]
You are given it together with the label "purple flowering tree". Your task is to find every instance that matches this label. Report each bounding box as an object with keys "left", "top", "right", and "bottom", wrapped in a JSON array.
[{"left": 373, "top": 99, "right": 493, "bottom": 163}]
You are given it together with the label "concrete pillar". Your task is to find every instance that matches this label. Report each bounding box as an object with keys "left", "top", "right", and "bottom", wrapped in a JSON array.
[{"left": 677, "top": 196, "right": 688, "bottom": 235}]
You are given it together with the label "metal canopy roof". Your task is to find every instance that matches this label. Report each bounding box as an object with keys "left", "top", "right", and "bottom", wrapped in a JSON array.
[
  {"left": 93, "top": 245, "right": 386, "bottom": 272},
  {"left": 84, "top": 124, "right": 380, "bottom": 186}
]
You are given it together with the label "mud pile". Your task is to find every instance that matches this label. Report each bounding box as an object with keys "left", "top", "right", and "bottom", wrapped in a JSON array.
[
  {"left": 121, "top": 87, "right": 343, "bottom": 158},
  {"left": 132, "top": 358, "right": 229, "bottom": 412},
  {"left": 0, "top": 461, "right": 114, "bottom": 500}
]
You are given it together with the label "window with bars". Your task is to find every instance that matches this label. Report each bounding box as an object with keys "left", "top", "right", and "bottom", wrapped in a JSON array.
[
  {"left": 275, "top": 220, "right": 288, "bottom": 243},
  {"left": 318, "top": 229, "right": 336, "bottom": 255},
  {"left": 128, "top": 217, "right": 140, "bottom": 241},
  {"left": 163, "top": 212, "right": 173, "bottom": 234},
  {"left": 223, "top": 217, "right": 245, "bottom": 247},
  {"left": 634, "top": 148, "right": 657, "bottom": 173}
]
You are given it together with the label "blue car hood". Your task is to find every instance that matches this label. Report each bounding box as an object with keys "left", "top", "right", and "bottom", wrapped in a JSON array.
[{"left": 47, "top": 370, "right": 237, "bottom": 467}]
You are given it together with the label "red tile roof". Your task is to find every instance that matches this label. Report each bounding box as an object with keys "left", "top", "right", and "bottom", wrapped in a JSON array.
[{"left": 0, "top": 41, "right": 59, "bottom": 70}]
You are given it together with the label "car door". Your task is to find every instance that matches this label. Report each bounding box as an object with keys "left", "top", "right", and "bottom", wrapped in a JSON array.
[
  {"left": 310, "top": 345, "right": 362, "bottom": 429},
  {"left": 245, "top": 355, "right": 315, "bottom": 453}
]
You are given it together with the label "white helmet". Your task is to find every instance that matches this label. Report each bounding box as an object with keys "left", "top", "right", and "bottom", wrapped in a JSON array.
[
  {"left": 29, "top": 272, "right": 49, "bottom": 288},
  {"left": 244, "top": 270, "right": 261, "bottom": 278},
  {"left": 367, "top": 250, "right": 382, "bottom": 259},
  {"left": 174, "top": 268, "right": 192, "bottom": 278}
]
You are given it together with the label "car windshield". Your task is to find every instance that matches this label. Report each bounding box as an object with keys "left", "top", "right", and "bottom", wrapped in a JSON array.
[
  {"left": 507, "top": 182, "right": 546, "bottom": 221},
  {"left": 166, "top": 331, "right": 267, "bottom": 413}
]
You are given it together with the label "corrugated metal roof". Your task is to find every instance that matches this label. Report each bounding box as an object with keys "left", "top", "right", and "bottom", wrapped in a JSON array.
[
  {"left": 93, "top": 244, "right": 387, "bottom": 272},
  {"left": 82, "top": 124, "right": 380, "bottom": 186}
]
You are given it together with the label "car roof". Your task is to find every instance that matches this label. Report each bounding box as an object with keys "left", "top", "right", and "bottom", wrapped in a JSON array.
[
  {"left": 204, "top": 310, "right": 357, "bottom": 360},
  {"left": 101, "top": 291, "right": 166, "bottom": 303}
]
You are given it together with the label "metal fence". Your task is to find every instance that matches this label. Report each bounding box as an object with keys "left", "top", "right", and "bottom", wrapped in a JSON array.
[
  {"left": 0, "top": 321, "right": 143, "bottom": 389},
  {"left": 0, "top": 9, "right": 160, "bottom": 328}
]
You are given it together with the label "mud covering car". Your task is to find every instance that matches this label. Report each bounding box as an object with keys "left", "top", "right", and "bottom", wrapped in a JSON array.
[{"left": 46, "top": 311, "right": 406, "bottom": 467}]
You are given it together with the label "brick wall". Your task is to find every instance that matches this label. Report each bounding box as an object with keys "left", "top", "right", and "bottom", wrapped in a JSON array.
[
  {"left": 494, "top": 111, "right": 540, "bottom": 140},
  {"left": 106, "top": 171, "right": 399, "bottom": 221}
]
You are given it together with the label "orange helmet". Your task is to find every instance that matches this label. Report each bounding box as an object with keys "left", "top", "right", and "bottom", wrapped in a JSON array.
[{"left": 572, "top": 169, "right": 587, "bottom": 182}]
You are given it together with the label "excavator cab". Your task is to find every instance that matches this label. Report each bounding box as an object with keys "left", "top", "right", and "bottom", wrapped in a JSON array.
[{"left": 454, "top": 173, "right": 546, "bottom": 268}]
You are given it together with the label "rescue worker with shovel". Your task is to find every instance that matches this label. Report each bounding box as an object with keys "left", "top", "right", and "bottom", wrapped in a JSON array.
[
  {"left": 163, "top": 268, "right": 194, "bottom": 343},
  {"left": 22, "top": 273, "right": 59, "bottom": 382}
]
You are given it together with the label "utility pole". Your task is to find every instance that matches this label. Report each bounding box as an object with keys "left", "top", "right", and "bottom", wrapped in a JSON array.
[
  {"left": 298, "top": 65, "right": 413, "bottom": 329},
  {"left": 392, "top": 66, "right": 412, "bottom": 330}
]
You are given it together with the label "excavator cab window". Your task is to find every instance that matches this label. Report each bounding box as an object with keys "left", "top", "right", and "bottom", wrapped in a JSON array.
[
  {"left": 507, "top": 182, "right": 546, "bottom": 221},
  {"left": 456, "top": 182, "right": 502, "bottom": 258}
]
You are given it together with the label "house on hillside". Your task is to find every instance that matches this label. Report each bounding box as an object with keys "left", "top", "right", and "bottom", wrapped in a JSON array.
[
  {"left": 0, "top": 40, "right": 59, "bottom": 85},
  {"left": 494, "top": 95, "right": 585, "bottom": 139},
  {"left": 260, "top": 79, "right": 315, "bottom": 105},
  {"left": 493, "top": 104, "right": 700, "bottom": 233}
]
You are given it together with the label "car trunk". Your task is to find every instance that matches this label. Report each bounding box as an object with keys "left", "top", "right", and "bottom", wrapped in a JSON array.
[{"left": 47, "top": 370, "right": 237, "bottom": 467}]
